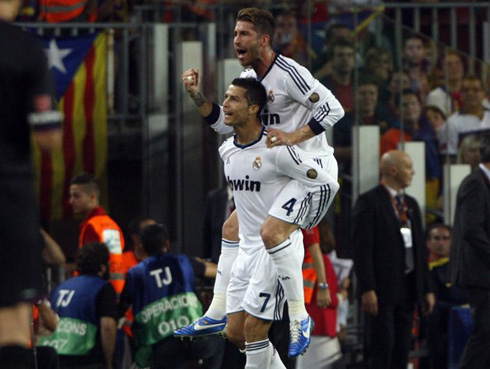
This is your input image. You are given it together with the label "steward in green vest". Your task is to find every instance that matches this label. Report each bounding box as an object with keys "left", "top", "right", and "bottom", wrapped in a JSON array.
[
  {"left": 118, "top": 224, "right": 224, "bottom": 369},
  {"left": 39, "top": 243, "right": 117, "bottom": 368}
]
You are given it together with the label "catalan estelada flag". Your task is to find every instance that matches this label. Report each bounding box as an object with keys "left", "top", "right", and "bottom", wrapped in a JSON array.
[{"left": 33, "top": 31, "right": 108, "bottom": 221}]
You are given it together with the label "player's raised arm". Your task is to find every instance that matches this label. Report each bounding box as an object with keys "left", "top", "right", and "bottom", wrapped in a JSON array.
[{"left": 181, "top": 68, "right": 232, "bottom": 135}]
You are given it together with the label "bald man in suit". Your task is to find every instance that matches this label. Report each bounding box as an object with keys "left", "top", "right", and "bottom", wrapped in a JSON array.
[{"left": 352, "top": 150, "right": 434, "bottom": 369}]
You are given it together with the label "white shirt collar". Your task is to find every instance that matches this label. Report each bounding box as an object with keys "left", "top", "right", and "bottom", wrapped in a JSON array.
[
  {"left": 383, "top": 184, "right": 403, "bottom": 198},
  {"left": 479, "top": 163, "right": 490, "bottom": 182}
]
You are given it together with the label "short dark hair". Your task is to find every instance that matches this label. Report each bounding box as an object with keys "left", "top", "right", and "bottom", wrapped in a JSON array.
[
  {"left": 237, "top": 8, "right": 275, "bottom": 41},
  {"left": 394, "top": 88, "right": 420, "bottom": 108},
  {"left": 425, "top": 223, "right": 452, "bottom": 240},
  {"left": 325, "top": 23, "right": 351, "bottom": 41},
  {"left": 141, "top": 224, "right": 169, "bottom": 256},
  {"left": 77, "top": 242, "right": 110, "bottom": 276},
  {"left": 358, "top": 74, "right": 379, "bottom": 89},
  {"left": 231, "top": 78, "right": 267, "bottom": 116},
  {"left": 128, "top": 216, "right": 155, "bottom": 236},
  {"left": 70, "top": 173, "right": 100, "bottom": 196}
]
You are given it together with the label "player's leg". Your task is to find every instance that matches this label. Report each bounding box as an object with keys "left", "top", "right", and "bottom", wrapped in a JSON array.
[
  {"left": 244, "top": 315, "right": 283, "bottom": 369},
  {"left": 242, "top": 249, "right": 287, "bottom": 369},
  {"left": 226, "top": 311, "right": 246, "bottom": 351},
  {"left": 0, "top": 303, "right": 34, "bottom": 369},
  {"left": 0, "top": 188, "right": 45, "bottom": 368},
  {"left": 264, "top": 164, "right": 338, "bottom": 356},
  {"left": 261, "top": 219, "right": 304, "bottom": 321},
  {"left": 174, "top": 211, "right": 239, "bottom": 337}
]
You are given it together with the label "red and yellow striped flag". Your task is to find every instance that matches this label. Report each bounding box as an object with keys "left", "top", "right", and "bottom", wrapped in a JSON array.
[{"left": 33, "top": 31, "right": 108, "bottom": 221}]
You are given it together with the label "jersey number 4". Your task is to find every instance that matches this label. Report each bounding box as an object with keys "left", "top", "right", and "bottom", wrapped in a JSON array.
[{"left": 282, "top": 198, "right": 297, "bottom": 216}]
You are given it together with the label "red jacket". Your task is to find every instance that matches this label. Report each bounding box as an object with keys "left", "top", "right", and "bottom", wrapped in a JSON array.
[
  {"left": 306, "top": 254, "right": 339, "bottom": 338},
  {"left": 79, "top": 206, "right": 125, "bottom": 295},
  {"left": 301, "top": 227, "right": 320, "bottom": 304}
]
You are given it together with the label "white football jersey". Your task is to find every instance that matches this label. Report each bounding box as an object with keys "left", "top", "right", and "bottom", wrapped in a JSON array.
[
  {"left": 210, "top": 54, "right": 344, "bottom": 158},
  {"left": 220, "top": 128, "right": 331, "bottom": 254}
]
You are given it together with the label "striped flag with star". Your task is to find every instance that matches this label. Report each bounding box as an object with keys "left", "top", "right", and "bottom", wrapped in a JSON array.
[{"left": 32, "top": 31, "right": 109, "bottom": 221}]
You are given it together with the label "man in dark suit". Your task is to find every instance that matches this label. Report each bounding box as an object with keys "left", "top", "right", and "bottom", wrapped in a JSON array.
[
  {"left": 352, "top": 150, "right": 435, "bottom": 369},
  {"left": 449, "top": 146, "right": 490, "bottom": 369}
]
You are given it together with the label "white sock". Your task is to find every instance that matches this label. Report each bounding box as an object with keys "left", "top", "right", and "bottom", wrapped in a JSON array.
[
  {"left": 205, "top": 239, "right": 239, "bottom": 320},
  {"left": 269, "top": 343, "right": 286, "bottom": 369},
  {"left": 245, "top": 339, "right": 272, "bottom": 369},
  {"left": 267, "top": 231, "right": 307, "bottom": 321}
]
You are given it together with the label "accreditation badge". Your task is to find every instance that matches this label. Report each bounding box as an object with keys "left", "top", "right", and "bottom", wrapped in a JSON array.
[{"left": 400, "top": 227, "right": 413, "bottom": 249}]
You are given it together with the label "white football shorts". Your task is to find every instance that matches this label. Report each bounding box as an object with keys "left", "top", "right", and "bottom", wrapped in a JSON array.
[{"left": 269, "top": 155, "right": 339, "bottom": 229}]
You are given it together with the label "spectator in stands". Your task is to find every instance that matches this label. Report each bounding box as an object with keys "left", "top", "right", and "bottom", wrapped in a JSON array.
[
  {"left": 39, "top": 243, "right": 118, "bottom": 369},
  {"left": 334, "top": 75, "right": 392, "bottom": 166},
  {"left": 313, "top": 24, "right": 354, "bottom": 80},
  {"left": 118, "top": 224, "right": 223, "bottom": 369},
  {"left": 360, "top": 46, "right": 393, "bottom": 88},
  {"left": 423, "top": 105, "right": 446, "bottom": 141},
  {"left": 69, "top": 173, "right": 126, "bottom": 297},
  {"left": 456, "top": 134, "right": 482, "bottom": 171},
  {"left": 380, "top": 89, "right": 422, "bottom": 154},
  {"left": 272, "top": 10, "right": 309, "bottom": 67},
  {"left": 449, "top": 147, "right": 490, "bottom": 369},
  {"left": 426, "top": 50, "right": 465, "bottom": 117},
  {"left": 403, "top": 35, "right": 431, "bottom": 102},
  {"left": 352, "top": 150, "right": 434, "bottom": 369},
  {"left": 381, "top": 90, "right": 443, "bottom": 214},
  {"left": 439, "top": 76, "right": 490, "bottom": 160},
  {"left": 320, "top": 39, "right": 356, "bottom": 113},
  {"left": 426, "top": 223, "right": 467, "bottom": 369},
  {"left": 378, "top": 70, "right": 411, "bottom": 126}
]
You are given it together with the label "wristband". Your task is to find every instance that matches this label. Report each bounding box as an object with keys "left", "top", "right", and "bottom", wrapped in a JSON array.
[{"left": 318, "top": 282, "right": 329, "bottom": 290}]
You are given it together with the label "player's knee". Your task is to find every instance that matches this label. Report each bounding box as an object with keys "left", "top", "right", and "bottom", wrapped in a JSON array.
[
  {"left": 244, "top": 316, "right": 270, "bottom": 343},
  {"left": 260, "top": 223, "right": 277, "bottom": 248},
  {"left": 222, "top": 214, "right": 239, "bottom": 241},
  {"left": 260, "top": 219, "right": 290, "bottom": 248},
  {"left": 226, "top": 326, "right": 245, "bottom": 350}
]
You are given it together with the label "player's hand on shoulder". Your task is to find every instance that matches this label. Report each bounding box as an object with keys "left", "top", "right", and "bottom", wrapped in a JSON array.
[
  {"left": 266, "top": 128, "right": 293, "bottom": 148},
  {"left": 181, "top": 68, "right": 200, "bottom": 96}
]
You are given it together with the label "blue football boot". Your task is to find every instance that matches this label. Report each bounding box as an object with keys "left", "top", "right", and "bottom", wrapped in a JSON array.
[
  {"left": 288, "top": 315, "right": 314, "bottom": 357},
  {"left": 174, "top": 316, "right": 227, "bottom": 339}
]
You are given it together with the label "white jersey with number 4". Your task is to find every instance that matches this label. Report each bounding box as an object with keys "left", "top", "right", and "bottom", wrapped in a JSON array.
[
  {"left": 220, "top": 128, "right": 334, "bottom": 254},
  {"left": 210, "top": 54, "right": 344, "bottom": 158}
]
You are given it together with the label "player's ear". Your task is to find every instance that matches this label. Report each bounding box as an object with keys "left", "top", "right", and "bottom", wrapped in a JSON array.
[
  {"left": 261, "top": 34, "right": 271, "bottom": 47},
  {"left": 249, "top": 103, "right": 260, "bottom": 115}
]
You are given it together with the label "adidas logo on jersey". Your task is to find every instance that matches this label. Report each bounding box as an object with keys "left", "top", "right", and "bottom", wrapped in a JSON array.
[{"left": 227, "top": 175, "right": 261, "bottom": 192}]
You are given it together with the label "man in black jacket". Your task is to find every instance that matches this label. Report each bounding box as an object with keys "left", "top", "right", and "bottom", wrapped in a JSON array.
[
  {"left": 449, "top": 146, "right": 490, "bottom": 369},
  {"left": 352, "top": 150, "right": 434, "bottom": 369},
  {"left": 0, "top": 0, "right": 62, "bottom": 367}
]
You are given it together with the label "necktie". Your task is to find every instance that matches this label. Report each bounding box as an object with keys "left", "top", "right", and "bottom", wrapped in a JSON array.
[{"left": 396, "top": 194, "right": 414, "bottom": 273}]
